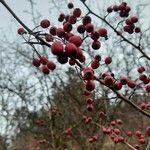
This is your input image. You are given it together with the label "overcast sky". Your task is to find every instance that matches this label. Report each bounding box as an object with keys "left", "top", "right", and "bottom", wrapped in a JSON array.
[{"left": 0, "top": 0, "right": 150, "bottom": 37}]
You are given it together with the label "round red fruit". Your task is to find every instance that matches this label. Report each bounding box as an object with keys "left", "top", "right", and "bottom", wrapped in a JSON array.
[
  {"left": 40, "top": 19, "right": 50, "bottom": 28},
  {"left": 85, "top": 80, "right": 95, "bottom": 92},
  {"left": 42, "top": 66, "right": 49, "bottom": 74},
  {"left": 65, "top": 43, "right": 77, "bottom": 56},
  {"left": 98, "top": 28, "right": 107, "bottom": 37},
  {"left": 105, "top": 56, "right": 112, "bottom": 64},
  {"left": 32, "top": 58, "right": 40, "bottom": 67},
  {"left": 69, "top": 35, "right": 82, "bottom": 47},
  {"left": 51, "top": 42, "right": 64, "bottom": 55},
  {"left": 46, "top": 61, "right": 56, "bottom": 70}
]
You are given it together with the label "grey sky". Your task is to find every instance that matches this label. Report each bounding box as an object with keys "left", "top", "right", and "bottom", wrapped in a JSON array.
[{"left": 0, "top": 0, "right": 150, "bottom": 36}]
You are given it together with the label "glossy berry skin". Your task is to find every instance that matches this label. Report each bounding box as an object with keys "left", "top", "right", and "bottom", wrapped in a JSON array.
[
  {"left": 51, "top": 42, "right": 64, "bottom": 55},
  {"left": 105, "top": 56, "right": 112, "bottom": 64},
  {"left": 32, "top": 58, "right": 41, "bottom": 67},
  {"left": 137, "top": 66, "right": 145, "bottom": 73},
  {"left": 68, "top": 15, "right": 77, "bottom": 24},
  {"left": 135, "top": 27, "right": 141, "bottom": 33},
  {"left": 40, "top": 57, "right": 48, "bottom": 65},
  {"left": 91, "top": 60, "right": 100, "bottom": 69},
  {"left": 63, "top": 22, "right": 72, "bottom": 32},
  {"left": 67, "top": 2, "right": 74, "bottom": 9},
  {"left": 85, "top": 23, "right": 94, "bottom": 33},
  {"left": 77, "top": 25, "right": 85, "bottom": 34},
  {"left": 56, "top": 28, "right": 65, "bottom": 38},
  {"left": 114, "top": 81, "right": 122, "bottom": 90},
  {"left": 82, "top": 16, "right": 92, "bottom": 25},
  {"left": 99, "top": 28, "right": 107, "bottom": 37},
  {"left": 73, "top": 8, "right": 81, "bottom": 17},
  {"left": 92, "top": 41, "right": 101, "bottom": 50},
  {"left": 83, "top": 67, "right": 94, "bottom": 80},
  {"left": 85, "top": 80, "right": 95, "bottom": 92},
  {"left": 40, "top": 19, "right": 50, "bottom": 28},
  {"left": 127, "top": 80, "right": 136, "bottom": 88},
  {"left": 49, "top": 26, "right": 57, "bottom": 35},
  {"left": 69, "top": 35, "right": 82, "bottom": 47},
  {"left": 120, "top": 76, "right": 128, "bottom": 85},
  {"left": 104, "top": 75, "right": 114, "bottom": 86},
  {"left": 90, "top": 31, "right": 100, "bottom": 40},
  {"left": 65, "top": 43, "right": 77, "bottom": 56},
  {"left": 46, "top": 61, "right": 56, "bottom": 71},
  {"left": 42, "top": 66, "right": 49, "bottom": 74}
]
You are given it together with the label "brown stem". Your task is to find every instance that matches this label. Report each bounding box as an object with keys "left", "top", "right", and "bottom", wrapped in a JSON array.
[{"left": 0, "top": 0, "right": 51, "bottom": 48}]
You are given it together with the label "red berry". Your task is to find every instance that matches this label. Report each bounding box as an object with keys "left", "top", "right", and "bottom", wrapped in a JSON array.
[
  {"left": 58, "top": 13, "right": 65, "bottom": 22},
  {"left": 73, "top": 8, "right": 81, "bottom": 17},
  {"left": 85, "top": 80, "right": 96, "bottom": 92},
  {"left": 83, "top": 67, "right": 94, "bottom": 80},
  {"left": 17, "top": 27, "right": 26, "bottom": 35},
  {"left": 87, "top": 104, "right": 94, "bottom": 112},
  {"left": 63, "top": 22, "right": 72, "bottom": 32},
  {"left": 69, "top": 58, "right": 76, "bottom": 66},
  {"left": 94, "top": 55, "right": 101, "bottom": 61},
  {"left": 107, "top": 6, "right": 113, "bottom": 13},
  {"left": 65, "top": 43, "right": 77, "bottom": 56},
  {"left": 105, "top": 56, "right": 112, "bottom": 64},
  {"left": 67, "top": 2, "right": 74, "bottom": 9},
  {"left": 85, "top": 23, "right": 94, "bottom": 33},
  {"left": 32, "top": 58, "right": 40, "bottom": 67},
  {"left": 57, "top": 52, "right": 68, "bottom": 64},
  {"left": 91, "top": 60, "right": 100, "bottom": 69},
  {"left": 68, "top": 15, "right": 77, "bottom": 24},
  {"left": 77, "top": 24, "right": 85, "bottom": 34},
  {"left": 131, "top": 16, "right": 138, "bottom": 23},
  {"left": 92, "top": 40, "right": 101, "bottom": 50},
  {"left": 114, "top": 81, "right": 122, "bottom": 90},
  {"left": 84, "top": 90, "right": 91, "bottom": 96},
  {"left": 56, "top": 28, "right": 66, "bottom": 38},
  {"left": 139, "top": 74, "right": 147, "bottom": 81},
  {"left": 86, "top": 98, "right": 93, "bottom": 104},
  {"left": 90, "top": 31, "right": 100, "bottom": 40},
  {"left": 127, "top": 80, "right": 136, "bottom": 88},
  {"left": 41, "top": 66, "right": 49, "bottom": 74},
  {"left": 120, "top": 76, "right": 128, "bottom": 85},
  {"left": 135, "top": 27, "right": 141, "bottom": 33},
  {"left": 114, "top": 128, "right": 120, "bottom": 135},
  {"left": 40, "top": 56, "right": 48, "bottom": 65},
  {"left": 46, "top": 61, "right": 56, "bottom": 70},
  {"left": 98, "top": 28, "right": 107, "bottom": 37},
  {"left": 127, "top": 131, "right": 132, "bottom": 137},
  {"left": 104, "top": 75, "right": 114, "bottom": 86},
  {"left": 51, "top": 42, "right": 64, "bottom": 55},
  {"left": 49, "top": 26, "right": 57, "bottom": 35},
  {"left": 40, "top": 19, "right": 50, "bottom": 28},
  {"left": 113, "top": 5, "right": 119, "bottom": 11},
  {"left": 82, "top": 16, "right": 92, "bottom": 25},
  {"left": 69, "top": 35, "right": 82, "bottom": 47},
  {"left": 137, "top": 66, "right": 145, "bottom": 73},
  {"left": 125, "top": 19, "right": 133, "bottom": 26},
  {"left": 139, "top": 138, "right": 145, "bottom": 144}
]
